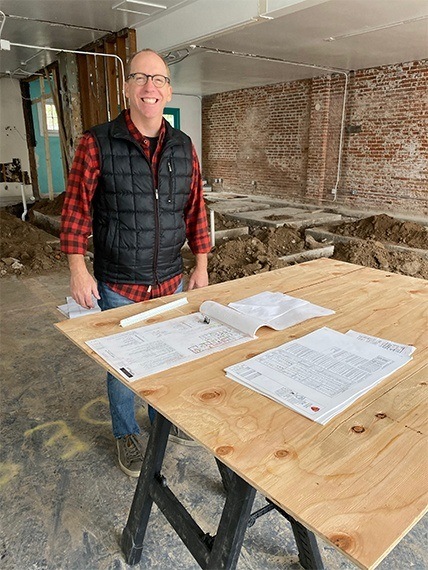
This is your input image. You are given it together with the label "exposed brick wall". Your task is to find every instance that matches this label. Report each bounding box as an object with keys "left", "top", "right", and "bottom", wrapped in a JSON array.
[
  {"left": 202, "top": 81, "right": 311, "bottom": 199},
  {"left": 340, "top": 61, "right": 428, "bottom": 214},
  {"left": 202, "top": 59, "right": 428, "bottom": 216}
]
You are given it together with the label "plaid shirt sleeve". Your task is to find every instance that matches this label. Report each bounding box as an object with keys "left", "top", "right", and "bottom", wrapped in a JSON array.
[
  {"left": 184, "top": 145, "right": 212, "bottom": 254},
  {"left": 60, "top": 133, "right": 100, "bottom": 255}
]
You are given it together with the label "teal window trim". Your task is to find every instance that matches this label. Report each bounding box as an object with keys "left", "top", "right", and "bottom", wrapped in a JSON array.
[{"left": 163, "top": 107, "right": 180, "bottom": 129}]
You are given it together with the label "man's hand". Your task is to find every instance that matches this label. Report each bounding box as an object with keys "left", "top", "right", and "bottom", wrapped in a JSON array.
[
  {"left": 68, "top": 254, "right": 100, "bottom": 309},
  {"left": 187, "top": 253, "right": 209, "bottom": 290}
]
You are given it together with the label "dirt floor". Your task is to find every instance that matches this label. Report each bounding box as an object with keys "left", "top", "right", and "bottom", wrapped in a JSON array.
[
  {"left": 208, "top": 228, "right": 304, "bottom": 284},
  {"left": 31, "top": 192, "right": 65, "bottom": 216},
  {"left": 333, "top": 213, "right": 428, "bottom": 249},
  {"left": 1, "top": 199, "right": 427, "bottom": 280},
  {"left": 330, "top": 214, "right": 428, "bottom": 279},
  {"left": 208, "top": 214, "right": 428, "bottom": 282},
  {"left": 0, "top": 210, "right": 68, "bottom": 276}
]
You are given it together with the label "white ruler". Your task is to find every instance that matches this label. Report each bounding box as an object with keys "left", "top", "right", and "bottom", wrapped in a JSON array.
[{"left": 120, "top": 297, "right": 189, "bottom": 328}]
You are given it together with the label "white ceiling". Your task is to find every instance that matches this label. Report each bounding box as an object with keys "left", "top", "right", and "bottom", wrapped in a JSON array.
[
  {"left": 0, "top": 0, "right": 427, "bottom": 95},
  {"left": 0, "top": 0, "right": 193, "bottom": 76}
]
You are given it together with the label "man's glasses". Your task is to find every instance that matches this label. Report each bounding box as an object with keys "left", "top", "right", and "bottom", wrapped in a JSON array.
[{"left": 127, "top": 73, "right": 171, "bottom": 88}]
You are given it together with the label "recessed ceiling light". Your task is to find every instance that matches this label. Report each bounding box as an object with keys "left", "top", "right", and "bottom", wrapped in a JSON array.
[
  {"left": 115, "top": 7, "right": 151, "bottom": 15},
  {"left": 128, "top": 0, "right": 167, "bottom": 7},
  {"left": 112, "top": 0, "right": 167, "bottom": 11}
]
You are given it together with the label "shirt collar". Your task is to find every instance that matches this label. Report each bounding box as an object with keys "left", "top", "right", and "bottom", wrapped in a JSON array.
[{"left": 124, "top": 109, "right": 166, "bottom": 148}]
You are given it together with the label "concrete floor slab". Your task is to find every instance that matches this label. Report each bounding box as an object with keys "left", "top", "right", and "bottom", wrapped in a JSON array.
[
  {"left": 279, "top": 246, "right": 334, "bottom": 263},
  {"left": 203, "top": 192, "right": 250, "bottom": 201},
  {"left": 215, "top": 227, "right": 249, "bottom": 240},
  {"left": 227, "top": 208, "right": 342, "bottom": 228},
  {"left": 1, "top": 270, "right": 427, "bottom": 569},
  {"left": 32, "top": 211, "right": 61, "bottom": 234},
  {"left": 206, "top": 200, "right": 272, "bottom": 214},
  {"left": 306, "top": 227, "right": 428, "bottom": 259}
]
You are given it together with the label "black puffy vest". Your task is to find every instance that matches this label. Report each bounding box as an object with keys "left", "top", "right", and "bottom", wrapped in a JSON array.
[{"left": 90, "top": 112, "right": 192, "bottom": 284}]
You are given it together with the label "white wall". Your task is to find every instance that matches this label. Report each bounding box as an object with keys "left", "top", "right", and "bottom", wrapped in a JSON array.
[
  {"left": 0, "top": 78, "right": 30, "bottom": 171},
  {"left": 170, "top": 92, "right": 202, "bottom": 165},
  {"left": 0, "top": 77, "right": 33, "bottom": 203}
]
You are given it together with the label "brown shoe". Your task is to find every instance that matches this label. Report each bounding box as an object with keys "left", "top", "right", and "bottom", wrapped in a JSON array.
[{"left": 116, "top": 433, "right": 145, "bottom": 477}]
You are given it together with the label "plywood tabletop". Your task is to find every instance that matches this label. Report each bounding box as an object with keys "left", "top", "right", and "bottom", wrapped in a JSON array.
[{"left": 55, "top": 258, "right": 428, "bottom": 569}]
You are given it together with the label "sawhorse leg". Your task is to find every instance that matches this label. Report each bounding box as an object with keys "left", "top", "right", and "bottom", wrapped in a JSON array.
[
  {"left": 121, "top": 413, "right": 323, "bottom": 569},
  {"left": 277, "top": 505, "right": 324, "bottom": 570},
  {"left": 246, "top": 496, "right": 324, "bottom": 570},
  {"left": 121, "top": 413, "right": 257, "bottom": 569},
  {"left": 217, "top": 461, "right": 324, "bottom": 569},
  {"left": 289, "top": 516, "right": 324, "bottom": 570},
  {"left": 121, "top": 412, "right": 171, "bottom": 565},
  {"left": 206, "top": 468, "right": 256, "bottom": 569}
]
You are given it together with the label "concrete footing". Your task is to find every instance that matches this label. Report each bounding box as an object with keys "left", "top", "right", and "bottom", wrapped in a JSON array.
[
  {"left": 225, "top": 208, "right": 342, "bottom": 229},
  {"left": 305, "top": 228, "right": 428, "bottom": 259}
]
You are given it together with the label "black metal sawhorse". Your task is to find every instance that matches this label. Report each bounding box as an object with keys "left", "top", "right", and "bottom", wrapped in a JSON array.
[{"left": 121, "top": 413, "right": 324, "bottom": 569}]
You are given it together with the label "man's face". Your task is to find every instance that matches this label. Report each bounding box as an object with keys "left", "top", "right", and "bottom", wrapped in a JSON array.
[{"left": 125, "top": 51, "right": 172, "bottom": 121}]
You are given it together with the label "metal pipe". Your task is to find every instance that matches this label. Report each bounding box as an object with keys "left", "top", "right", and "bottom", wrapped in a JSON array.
[
  {"left": 209, "top": 208, "right": 215, "bottom": 247},
  {"left": 8, "top": 42, "right": 127, "bottom": 107},
  {"left": 20, "top": 183, "right": 27, "bottom": 221},
  {"left": 331, "top": 72, "right": 349, "bottom": 201},
  {"left": 190, "top": 44, "right": 350, "bottom": 202}
]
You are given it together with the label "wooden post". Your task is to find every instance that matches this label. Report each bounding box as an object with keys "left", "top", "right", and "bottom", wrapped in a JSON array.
[
  {"left": 39, "top": 77, "right": 54, "bottom": 200},
  {"left": 105, "top": 40, "right": 120, "bottom": 121}
]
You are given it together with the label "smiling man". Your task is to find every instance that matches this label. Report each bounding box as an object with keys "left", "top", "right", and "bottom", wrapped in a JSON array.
[{"left": 61, "top": 49, "right": 211, "bottom": 477}]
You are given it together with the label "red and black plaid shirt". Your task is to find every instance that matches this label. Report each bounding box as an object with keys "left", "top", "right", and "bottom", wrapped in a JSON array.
[{"left": 61, "top": 110, "right": 211, "bottom": 302}]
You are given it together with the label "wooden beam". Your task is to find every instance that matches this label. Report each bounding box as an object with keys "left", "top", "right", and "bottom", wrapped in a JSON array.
[
  {"left": 105, "top": 40, "right": 120, "bottom": 121},
  {"left": 116, "top": 35, "right": 127, "bottom": 112},
  {"left": 95, "top": 44, "right": 109, "bottom": 124},
  {"left": 20, "top": 80, "right": 40, "bottom": 200},
  {"left": 39, "top": 77, "right": 54, "bottom": 200},
  {"left": 77, "top": 54, "right": 92, "bottom": 131}
]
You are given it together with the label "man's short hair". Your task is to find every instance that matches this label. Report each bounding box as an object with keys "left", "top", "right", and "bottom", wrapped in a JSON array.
[{"left": 125, "top": 48, "right": 171, "bottom": 79}]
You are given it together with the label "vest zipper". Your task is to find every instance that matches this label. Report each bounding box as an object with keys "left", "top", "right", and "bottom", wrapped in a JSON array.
[
  {"left": 167, "top": 160, "right": 173, "bottom": 204},
  {"left": 123, "top": 134, "right": 174, "bottom": 287},
  {"left": 153, "top": 184, "right": 160, "bottom": 285}
]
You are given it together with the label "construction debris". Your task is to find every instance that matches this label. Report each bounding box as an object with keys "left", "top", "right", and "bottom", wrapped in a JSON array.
[{"left": 1, "top": 201, "right": 427, "bottom": 280}]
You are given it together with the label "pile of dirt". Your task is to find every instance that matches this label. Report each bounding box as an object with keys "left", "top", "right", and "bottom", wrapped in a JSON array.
[
  {"left": 333, "top": 214, "right": 428, "bottom": 249},
  {"left": 214, "top": 212, "right": 246, "bottom": 230},
  {"left": 0, "top": 210, "right": 68, "bottom": 277},
  {"left": 1, "top": 206, "right": 426, "bottom": 281},
  {"left": 252, "top": 227, "right": 305, "bottom": 256},
  {"left": 31, "top": 192, "right": 65, "bottom": 216},
  {"left": 208, "top": 227, "right": 304, "bottom": 284},
  {"left": 332, "top": 240, "right": 428, "bottom": 279}
]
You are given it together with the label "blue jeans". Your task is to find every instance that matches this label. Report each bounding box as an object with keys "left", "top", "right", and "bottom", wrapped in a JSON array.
[{"left": 97, "top": 280, "right": 183, "bottom": 438}]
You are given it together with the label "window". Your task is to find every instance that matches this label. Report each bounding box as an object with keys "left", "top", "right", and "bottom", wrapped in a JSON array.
[
  {"left": 45, "top": 102, "right": 59, "bottom": 132},
  {"left": 38, "top": 99, "right": 59, "bottom": 136}
]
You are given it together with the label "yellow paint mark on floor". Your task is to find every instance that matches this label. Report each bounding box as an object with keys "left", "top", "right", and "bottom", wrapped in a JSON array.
[
  {"left": 25, "top": 420, "right": 90, "bottom": 459},
  {"left": 0, "top": 462, "right": 21, "bottom": 488},
  {"left": 79, "top": 396, "right": 111, "bottom": 426}
]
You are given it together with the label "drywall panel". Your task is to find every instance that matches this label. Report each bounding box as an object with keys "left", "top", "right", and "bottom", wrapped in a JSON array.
[
  {"left": 170, "top": 93, "right": 202, "bottom": 164},
  {"left": 0, "top": 78, "right": 30, "bottom": 172}
]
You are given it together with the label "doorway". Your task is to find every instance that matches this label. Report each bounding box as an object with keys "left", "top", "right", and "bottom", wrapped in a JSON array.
[{"left": 28, "top": 75, "right": 66, "bottom": 199}]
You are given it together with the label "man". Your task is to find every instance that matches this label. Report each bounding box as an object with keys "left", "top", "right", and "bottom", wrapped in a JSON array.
[{"left": 61, "top": 49, "right": 211, "bottom": 477}]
